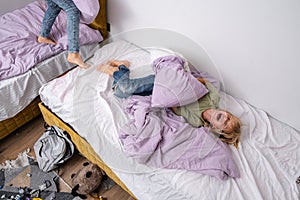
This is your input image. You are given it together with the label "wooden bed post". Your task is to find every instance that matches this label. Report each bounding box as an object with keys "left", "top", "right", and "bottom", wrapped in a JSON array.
[{"left": 89, "top": 0, "right": 108, "bottom": 39}]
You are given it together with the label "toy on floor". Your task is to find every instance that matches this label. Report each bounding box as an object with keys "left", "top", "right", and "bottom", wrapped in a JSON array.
[{"left": 71, "top": 161, "right": 105, "bottom": 199}]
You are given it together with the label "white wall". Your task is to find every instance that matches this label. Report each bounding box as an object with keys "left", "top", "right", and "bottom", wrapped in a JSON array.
[
  {"left": 107, "top": 0, "right": 300, "bottom": 131},
  {"left": 0, "top": 0, "right": 35, "bottom": 16}
]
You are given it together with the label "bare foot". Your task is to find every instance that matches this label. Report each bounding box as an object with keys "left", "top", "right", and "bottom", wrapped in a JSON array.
[
  {"left": 109, "top": 60, "right": 130, "bottom": 68},
  {"left": 67, "top": 53, "right": 91, "bottom": 69},
  {"left": 37, "top": 36, "right": 57, "bottom": 45},
  {"left": 97, "top": 63, "right": 119, "bottom": 76}
]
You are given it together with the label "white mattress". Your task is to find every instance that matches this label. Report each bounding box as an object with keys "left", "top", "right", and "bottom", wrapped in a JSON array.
[
  {"left": 39, "top": 40, "right": 300, "bottom": 200},
  {"left": 0, "top": 43, "right": 100, "bottom": 121}
]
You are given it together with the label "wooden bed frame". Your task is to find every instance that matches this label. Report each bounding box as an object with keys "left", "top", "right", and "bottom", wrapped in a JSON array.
[
  {"left": 0, "top": 0, "right": 108, "bottom": 140},
  {"left": 0, "top": 97, "right": 41, "bottom": 140},
  {"left": 39, "top": 102, "right": 137, "bottom": 199}
]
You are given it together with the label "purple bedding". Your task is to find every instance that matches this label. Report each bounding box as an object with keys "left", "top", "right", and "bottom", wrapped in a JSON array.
[
  {"left": 151, "top": 55, "right": 209, "bottom": 108},
  {"left": 119, "top": 95, "right": 240, "bottom": 180},
  {"left": 119, "top": 56, "right": 240, "bottom": 180},
  {"left": 0, "top": 0, "right": 103, "bottom": 81}
]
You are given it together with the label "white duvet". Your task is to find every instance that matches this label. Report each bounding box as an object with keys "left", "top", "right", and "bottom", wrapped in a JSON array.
[{"left": 39, "top": 40, "right": 300, "bottom": 200}]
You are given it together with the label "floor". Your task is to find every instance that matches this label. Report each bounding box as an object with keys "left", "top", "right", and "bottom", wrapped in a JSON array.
[{"left": 0, "top": 115, "right": 135, "bottom": 200}]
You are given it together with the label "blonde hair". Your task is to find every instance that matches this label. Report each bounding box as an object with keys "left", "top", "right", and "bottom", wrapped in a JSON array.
[{"left": 210, "top": 111, "right": 242, "bottom": 149}]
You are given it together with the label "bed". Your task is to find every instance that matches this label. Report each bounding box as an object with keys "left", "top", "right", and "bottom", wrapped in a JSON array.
[
  {"left": 38, "top": 38, "right": 300, "bottom": 199},
  {"left": 0, "top": 0, "right": 108, "bottom": 139}
]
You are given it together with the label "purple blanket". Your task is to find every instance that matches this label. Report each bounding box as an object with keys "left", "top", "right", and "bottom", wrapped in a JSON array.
[
  {"left": 119, "top": 56, "right": 239, "bottom": 180},
  {"left": 119, "top": 95, "right": 240, "bottom": 180},
  {"left": 0, "top": 1, "right": 102, "bottom": 80}
]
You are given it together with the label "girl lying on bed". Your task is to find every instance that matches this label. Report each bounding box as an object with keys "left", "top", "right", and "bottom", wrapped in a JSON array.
[
  {"left": 98, "top": 57, "right": 242, "bottom": 148},
  {"left": 97, "top": 55, "right": 241, "bottom": 180}
]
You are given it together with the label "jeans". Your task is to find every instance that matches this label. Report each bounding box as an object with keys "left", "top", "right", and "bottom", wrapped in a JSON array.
[
  {"left": 113, "top": 65, "right": 155, "bottom": 98},
  {"left": 40, "top": 0, "right": 80, "bottom": 53}
]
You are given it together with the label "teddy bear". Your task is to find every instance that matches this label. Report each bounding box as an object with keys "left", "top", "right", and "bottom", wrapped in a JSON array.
[{"left": 70, "top": 161, "right": 105, "bottom": 199}]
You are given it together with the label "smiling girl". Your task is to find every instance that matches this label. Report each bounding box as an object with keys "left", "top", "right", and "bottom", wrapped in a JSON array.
[{"left": 172, "top": 78, "right": 242, "bottom": 148}]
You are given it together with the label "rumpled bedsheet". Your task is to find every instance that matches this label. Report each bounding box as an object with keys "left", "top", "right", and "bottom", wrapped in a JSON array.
[
  {"left": 119, "top": 95, "right": 240, "bottom": 180},
  {"left": 0, "top": 0, "right": 102, "bottom": 80}
]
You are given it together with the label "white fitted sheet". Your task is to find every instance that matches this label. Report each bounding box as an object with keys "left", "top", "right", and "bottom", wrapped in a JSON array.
[{"left": 39, "top": 40, "right": 300, "bottom": 200}]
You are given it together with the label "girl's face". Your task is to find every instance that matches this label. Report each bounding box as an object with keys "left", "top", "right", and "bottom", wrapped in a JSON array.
[{"left": 210, "top": 110, "right": 235, "bottom": 133}]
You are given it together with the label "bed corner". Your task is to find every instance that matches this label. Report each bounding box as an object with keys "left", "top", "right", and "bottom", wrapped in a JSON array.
[{"left": 38, "top": 102, "right": 137, "bottom": 199}]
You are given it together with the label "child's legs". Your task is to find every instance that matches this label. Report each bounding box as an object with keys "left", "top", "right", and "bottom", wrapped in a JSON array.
[
  {"left": 52, "top": 0, "right": 80, "bottom": 53},
  {"left": 40, "top": 0, "right": 61, "bottom": 38},
  {"left": 113, "top": 66, "right": 155, "bottom": 98}
]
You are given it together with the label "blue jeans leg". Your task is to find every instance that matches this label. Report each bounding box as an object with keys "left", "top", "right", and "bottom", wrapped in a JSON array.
[
  {"left": 113, "top": 65, "right": 155, "bottom": 98},
  {"left": 40, "top": 0, "right": 80, "bottom": 53},
  {"left": 40, "top": 0, "right": 62, "bottom": 38}
]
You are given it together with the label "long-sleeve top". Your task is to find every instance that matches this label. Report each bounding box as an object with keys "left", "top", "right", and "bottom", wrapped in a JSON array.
[{"left": 173, "top": 82, "right": 220, "bottom": 127}]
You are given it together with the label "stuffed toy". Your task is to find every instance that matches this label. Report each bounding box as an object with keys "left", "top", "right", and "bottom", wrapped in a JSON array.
[{"left": 71, "top": 161, "right": 105, "bottom": 199}]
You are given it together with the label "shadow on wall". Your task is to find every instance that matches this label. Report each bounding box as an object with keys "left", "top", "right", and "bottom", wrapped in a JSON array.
[
  {"left": 0, "top": 0, "right": 35, "bottom": 16},
  {"left": 106, "top": 27, "right": 224, "bottom": 89},
  {"left": 107, "top": 0, "right": 135, "bottom": 32}
]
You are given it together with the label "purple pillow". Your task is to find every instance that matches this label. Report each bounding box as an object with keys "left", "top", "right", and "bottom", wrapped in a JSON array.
[
  {"left": 151, "top": 55, "right": 208, "bottom": 108},
  {"left": 73, "top": 0, "right": 100, "bottom": 24}
]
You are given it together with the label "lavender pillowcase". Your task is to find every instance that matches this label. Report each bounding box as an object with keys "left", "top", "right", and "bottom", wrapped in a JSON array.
[
  {"left": 151, "top": 55, "right": 209, "bottom": 108},
  {"left": 73, "top": 0, "right": 100, "bottom": 24}
]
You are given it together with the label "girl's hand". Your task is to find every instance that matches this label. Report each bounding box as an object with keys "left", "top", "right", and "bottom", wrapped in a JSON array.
[
  {"left": 171, "top": 107, "right": 177, "bottom": 112},
  {"left": 197, "top": 77, "right": 206, "bottom": 85}
]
